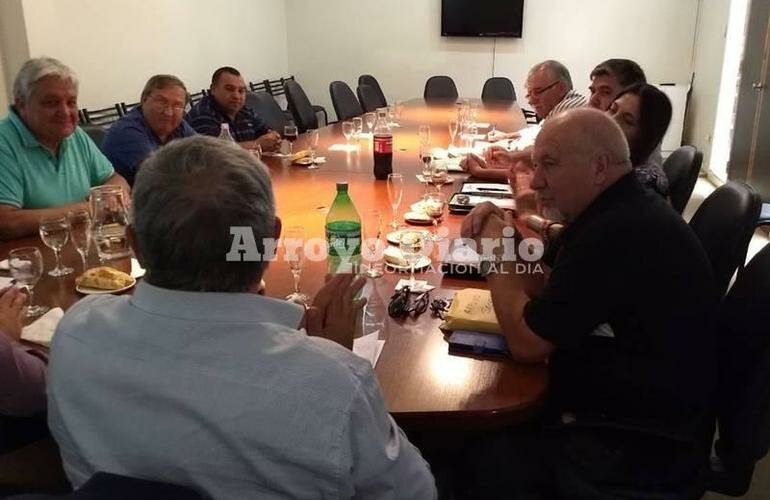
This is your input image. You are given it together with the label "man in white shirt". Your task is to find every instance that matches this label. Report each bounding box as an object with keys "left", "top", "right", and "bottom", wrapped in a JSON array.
[{"left": 48, "top": 136, "right": 436, "bottom": 499}]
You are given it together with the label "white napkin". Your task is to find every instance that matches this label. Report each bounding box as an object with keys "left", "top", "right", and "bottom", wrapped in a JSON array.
[
  {"left": 0, "top": 259, "right": 8, "bottom": 271},
  {"left": 21, "top": 307, "right": 64, "bottom": 346},
  {"left": 473, "top": 122, "right": 491, "bottom": 129},
  {"left": 328, "top": 144, "right": 360, "bottom": 152},
  {"left": 131, "top": 258, "right": 145, "bottom": 279},
  {"left": 395, "top": 279, "right": 435, "bottom": 293},
  {"left": 353, "top": 331, "right": 386, "bottom": 367},
  {"left": 416, "top": 174, "right": 455, "bottom": 184},
  {"left": 0, "top": 277, "right": 14, "bottom": 288}
]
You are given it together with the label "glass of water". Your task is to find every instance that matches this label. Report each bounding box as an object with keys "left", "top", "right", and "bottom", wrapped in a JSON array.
[
  {"left": 352, "top": 117, "right": 363, "bottom": 138},
  {"left": 39, "top": 216, "right": 73, "bottom": 277},
  {"left": 342, "top": 121, "right": 355, "bottom": 145},
  {"left": 67, "top": 209, "right": 92, "bottom": 272},
  {"left": 364, "top": 112, "right": 376, "bottom": 133},
  {"left": 8, "top": 247, "right": 48, "bottom": 317},
  {"left": 90, "top": 185, "right": 131, "bottom": 261}
]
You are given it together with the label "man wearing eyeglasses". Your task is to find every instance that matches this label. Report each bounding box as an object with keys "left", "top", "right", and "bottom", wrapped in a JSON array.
[
  {"left": 525, "top": 60, "right": 587, "bottom": 121},
  {"left": 103, "top": 75, "right": 196, "bottom": 186}
]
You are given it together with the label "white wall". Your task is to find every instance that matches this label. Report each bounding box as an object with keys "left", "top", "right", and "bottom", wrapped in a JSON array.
[
  {"left": 18, "top": 0, "right": 290, "bottom": 108},
  {"left": 0, "top": 0, "right": 31, "bottom": 108},
  {"left": 685, "top": 0, "right": 730, "bottom": 174},
  {"left": 286, "top": 0, "right": 700, "bottom": 121}
]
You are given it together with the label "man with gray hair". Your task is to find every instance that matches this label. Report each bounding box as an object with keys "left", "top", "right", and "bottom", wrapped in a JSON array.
[
  {"left": 47, "top": 136, "right": 437, "bottom": 499},
  {"left": 0, "top": 57, "right": 129, "bottom": 239},
  {"left": 461, "top": 109, "right": 717, "bottom": 496},
  {"left": 525, "top": 60, "right": 587, "bottom": 121}
]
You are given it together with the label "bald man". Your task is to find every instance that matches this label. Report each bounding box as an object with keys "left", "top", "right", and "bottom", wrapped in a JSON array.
[{"left": 461, "top": 109, "right": 718, "bottom": 496}]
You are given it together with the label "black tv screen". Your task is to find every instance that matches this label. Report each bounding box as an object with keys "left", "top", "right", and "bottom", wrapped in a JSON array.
[{"left": 441, "top": 0, "right": 524, "bottom": 38}]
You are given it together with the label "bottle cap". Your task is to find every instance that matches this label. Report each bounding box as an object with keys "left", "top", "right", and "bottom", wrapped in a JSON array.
[{"left": 336, "top": 182, "right": 348, "bottom": 191}]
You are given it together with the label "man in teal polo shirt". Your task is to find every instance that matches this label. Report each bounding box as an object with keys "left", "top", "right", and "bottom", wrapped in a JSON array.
[{"left": 0, "top": 57, "right": 129, "bottom": 239}]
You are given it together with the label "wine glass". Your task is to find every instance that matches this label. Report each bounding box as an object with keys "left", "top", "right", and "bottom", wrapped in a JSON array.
[
  {"left": 284, "top": 226, "right": 309, "bottom": 304},
  {"left": 8, "top": 247, "right": 48, "bottom": 317},
  {"left": 419, "top": 146, "right": 433, "bottom": 200},
  {"left": 342, "top": 121, "right": 355, "bottom": 146},
  {"left": 425, "top": 192, "right": 447, "bottom": 242},
  {"left": 399, "top": 231, "right": 425, "bottom": 290},
  {"left": 362, "top": 209, "right": 384, "bottom": 278},
  {"left": 39, "top": 216, "right": 73, "bottom": 277},
  {"left": 394, "top": 101, "right": 405, "bottom": 124},
  {"left": 448, "top": 120, "right": 459, "bottom": 147},
  {"left": 364, "top": 112, "right": 376, "bottom": 133},
  {"left": 306, "top": 129, "right": 320, "bottom": 169},
  {"left": 431, "top": 162, "right": 449, "bottom": 194},
  {"left": 352, "top": 117, "right": 363, "bottom": 138},
  {"left": 418, "top": 125, "right": 431, "bottom": 147},
  {"left": 386, "top": 173, "right": 404, "bottom": 230},
  {"left": 283, "top": 124, "right": 298, "bottom": 154},
  {"left": 67, "top": 209, "right": 92, "bottom": 272}
]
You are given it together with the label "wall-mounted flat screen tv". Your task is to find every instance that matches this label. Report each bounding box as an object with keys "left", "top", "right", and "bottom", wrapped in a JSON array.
[{"left": 441, "top": 0, "right": 524, "bottom": 38}]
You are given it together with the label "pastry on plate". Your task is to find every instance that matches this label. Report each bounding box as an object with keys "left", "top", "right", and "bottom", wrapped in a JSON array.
[{"left": 76, "top": 266, "right": 134, "bottom": 290}]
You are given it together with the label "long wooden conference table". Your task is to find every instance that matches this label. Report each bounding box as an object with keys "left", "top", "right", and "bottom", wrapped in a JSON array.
[{"left": 0, "top": 98, "right": 548, "bottom": 433}]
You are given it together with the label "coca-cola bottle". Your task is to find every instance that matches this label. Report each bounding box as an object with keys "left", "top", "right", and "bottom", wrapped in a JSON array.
[{"left": 373, "top": 109, "right": 392, "bottom": 180}]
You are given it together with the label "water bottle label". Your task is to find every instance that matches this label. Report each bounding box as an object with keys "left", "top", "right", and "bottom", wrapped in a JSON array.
[
  {"left": 374, "top": 135, "right": 393, "bottom": 154},
  {"left": 326, "top": 228, "right": 362, "bottom": 257}
]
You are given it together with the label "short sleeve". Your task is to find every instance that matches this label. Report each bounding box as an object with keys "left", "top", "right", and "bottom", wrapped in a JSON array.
[
  {"left": 77, "top": 129, "right": 114, "bottom": 185},
  {"left": 0, "top": 141, "right": 23, "bottom": 207},
  {"left": 343, "top": 363, "right": 437, "bottom": 499},
  {"left": 103, "top": 125, "right": 155, "bottom": 186},
  {"left": 524, "top": 229, "right": 618, "bottom": 348}
]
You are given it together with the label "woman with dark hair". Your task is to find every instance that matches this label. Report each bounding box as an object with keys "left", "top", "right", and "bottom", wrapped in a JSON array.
[{"left": 607, "top": 83, "right": 672, "bottom": 197}]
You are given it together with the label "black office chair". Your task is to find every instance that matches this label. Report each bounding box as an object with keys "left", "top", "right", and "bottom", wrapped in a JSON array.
[
  {"left": 5, "top": 472, "right": 203, "bottom": 499},
  {"left": 329, "top": 81, "right": 363, "bottom": 121},
  {"left": 758, "top": 203, "right": 770, "bottom": 226},
  {"left": 268, "top": 76, "right": 328, "bottom": 126},
  {"left": 284, "top": 80, "right": 319, "bottom": 133},
  {"left": 358, "top": 74, "right": 387, "bottom": 107},
  {"left": 118, "top": 101, "right": 139, "bottom": 115},
  {"left": 248, "top": 80, "right": 268, "bottom": 93},
  {"left": 188, "top": 90, "right": 207, "bottom": 106},
  {"left": 357, "top": 84, "right": 383, "bottom": 113},
  {"left": 688, "top": 181, "right": 761, "bottom": 297},
  {"left": 80, "top": 124, "right": 107, "bottom": 153},
  {"left": 481, "top": 77, "right": 516, "bottom": 102},
  {"left": 663, "top": 146, "right": 703, "bottom": 214},
  {"left": 424, "top": 75, "right": 458, "bottom": 100},
  {"left": 245, "top": 91, "right": 290, "bottom": 132},
  {"left": 81, "top": 105, "right": 122, "bottom": 127},
  {"left": 709, "top": 242, "right": 770, "bottom": 496}
]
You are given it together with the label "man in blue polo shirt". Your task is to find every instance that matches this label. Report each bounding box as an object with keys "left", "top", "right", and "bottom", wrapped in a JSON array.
[
  {"left": 186, "top": 67, "right": 281, "bottom": 151},
  {"left": 0, "top": 57, "right": 129, "bottom": 239},
  {"left": 103, "top": 75, "right": 196, "bottom": 186}
]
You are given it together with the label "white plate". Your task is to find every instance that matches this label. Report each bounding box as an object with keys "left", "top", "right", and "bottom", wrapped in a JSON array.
[
  {"left": 403, "top": 211, "right": 433, "bottom": 226},
  {"left": 76, "top": 276, "right": 136, "bottom": 295},
  {"left": 386, "top": 229, "right": 431, "bottom": 245},
  {"left": 385, "top": 255, "right": 432, "bottom": 272}
]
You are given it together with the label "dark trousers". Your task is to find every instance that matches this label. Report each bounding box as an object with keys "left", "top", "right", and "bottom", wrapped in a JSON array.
[{"left": 0, "top": 414, "right": 49, "bottom": 454}]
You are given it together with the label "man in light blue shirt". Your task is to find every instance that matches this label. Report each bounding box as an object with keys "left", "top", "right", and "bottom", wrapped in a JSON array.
[
  {"left": 48, "top": 136, "right": 436, "bottom": 499},
  {"left": 0, "top": 57, "right": 129, "bottom": 239}
]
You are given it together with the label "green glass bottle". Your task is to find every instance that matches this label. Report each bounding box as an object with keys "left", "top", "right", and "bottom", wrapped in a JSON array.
[{"left": 326, "top": 182, "right": 362, "bottom": 273}]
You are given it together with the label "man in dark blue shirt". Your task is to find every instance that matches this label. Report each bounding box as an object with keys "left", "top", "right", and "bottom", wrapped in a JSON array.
[
  {"left": 103, "top": 74, "right": 196, "bottom": 186},
  {"left": 186, "top": 67, "right": 281, "bottom": 151}
]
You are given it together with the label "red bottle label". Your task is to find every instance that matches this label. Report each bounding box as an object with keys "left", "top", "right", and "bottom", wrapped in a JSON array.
[{"left": 373, "top": 135, "right": 393, "bottom": 154}]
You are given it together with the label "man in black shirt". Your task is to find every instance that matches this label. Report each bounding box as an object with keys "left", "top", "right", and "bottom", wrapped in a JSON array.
[{"left": 461, "top": 108, "right": 718, "bottom": 496}]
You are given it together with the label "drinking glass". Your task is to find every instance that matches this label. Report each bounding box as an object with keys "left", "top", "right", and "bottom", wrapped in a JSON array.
[
  {"left": 387, "top": 106, "right": 396, "bottom": 125},
  {"left": 67, "top": 209, "right": 92, "bottom": 272},
  {"left": 419, "top": 146, "right": 433, "bottom": 199},
  {"left": 425, "top": 192, "right": 447, "bottom": 242},
  {"left": 431, "top": 162, "right": 449, "bottom": 194},
  {"left": 342, "top": 121, "right": 355, "bottom": 145},
  {"left": 362, "top": 209, "right": 384, "bottom": 278},
  {"left": 39, "top": 216, "right": 73, "bottom": 277},
  {"left": 386, "top": 173, "right": 404, "bottom": 230},
  {"left": 448, "top": 120, "right": 459, "bottom": 147},
  {"left": 418, "top": 125, "right": 431, "bottom": 147},
  {"left": 399, "top": 231, "right": 425, "bottom": 290},
  {"left": 364, "top": 112, "right": 376, "bottom": 133},
  {"left": 283, "top": 124, "right": 298, "bottom": 154},
  {"left": 306, "top": 129, "right": 320, "bottom": 169},
  {"left": 8, "top": 247, "right": 48, "bottom": 317},
  {"left": 90, "top": 185, "right": 131, "bottom": 261},
  {"left": 284, "top": 226, "right": 309, "bottom": 304},
  {"left": 394, "top": 101, "right": 405, "bottom": 124},
  {"left": 352, "top": 117, "right": 363, "bottom": 138}
]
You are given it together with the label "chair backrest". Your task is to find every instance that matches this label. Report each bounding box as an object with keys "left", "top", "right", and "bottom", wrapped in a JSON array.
[
  {"left": 357, "top": 74, "right": 387, "bottom": 107},
  {"left": 688, "top": 181, "right": 762, "bottom": 297},
  {"left": 245, "top": 91, "right": 290, "bottom": 132},
  {"left": 81, "top": 105, "right": 122, "bottom": 127},
  {"left": 710, "top": 242, "right": 770, "bottom": 496},
  {"left": 5, "top": 471, "right": 204, "bottom": 499},
  {"left": 189, "top": 90, "right": 207, "bottom": 106},
  {"left": 423, "top": 75, "right": 458, "bottom": 100},
  {"left": 248, "top": 81, "right": 268, "bottom": 93},
  {"left": 329, "top": 81, "right": 363, "bottom": 121},
  {"left": 357, "top": 84, "right": 384, "bottom": 112},
  {"left": 119, "top": 102, "right": 139, "bottom": 116},
  {"left": 481, "top": 77, "right": 516, "bottom": 102},
  {"left": 664, "top": 146, "right": 703, "bottom": 214},
  {"left": 80, "top": 124, "right": 107, "bottom": 153},
  {"left": 284, "top": 80, "right": 318, "bottom": 132}
]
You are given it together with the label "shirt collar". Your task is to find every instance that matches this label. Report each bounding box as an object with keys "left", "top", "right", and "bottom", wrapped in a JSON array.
[
  {"left": 8, "top": 106, "right": 47, "bottom": 149},
  {"left": 202, "top": 94, "right": 248, "bottom": 123},
  {"left": 130, "top": 281, "right": 305, "bottom": 328}
]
